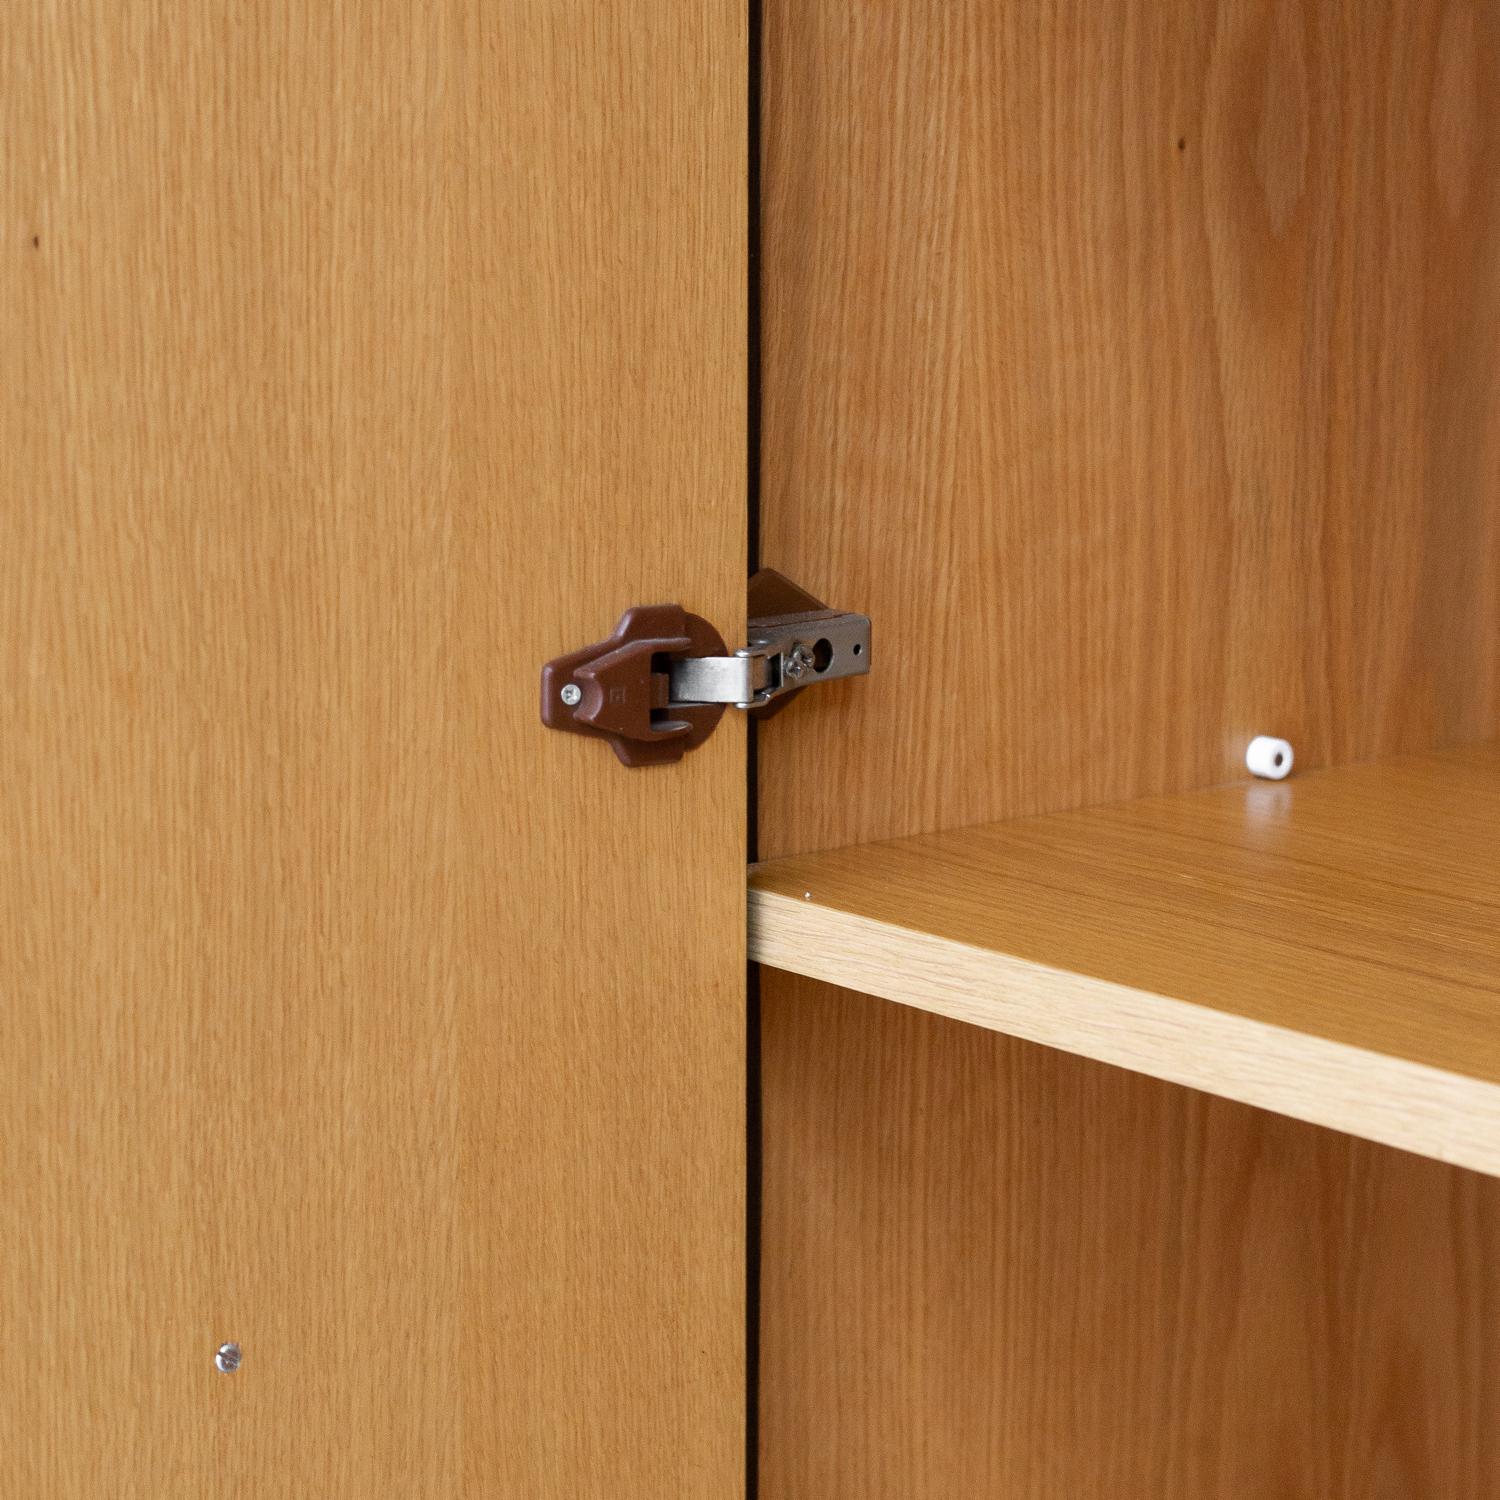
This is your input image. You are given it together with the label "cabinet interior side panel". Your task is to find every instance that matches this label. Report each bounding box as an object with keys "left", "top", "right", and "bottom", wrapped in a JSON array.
[{"left": 758, "top": 0, "right": 1500, "bottom": 1494}]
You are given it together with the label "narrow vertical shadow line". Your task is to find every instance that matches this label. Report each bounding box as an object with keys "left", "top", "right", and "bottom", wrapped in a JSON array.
[{"left": 744, "top": 1, "right": 764, "bottom": 1495}]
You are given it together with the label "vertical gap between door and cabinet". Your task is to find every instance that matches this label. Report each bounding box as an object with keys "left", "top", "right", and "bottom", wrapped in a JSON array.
[{"left": 745, "top": 0, "right": 764, "bottom": 1495}]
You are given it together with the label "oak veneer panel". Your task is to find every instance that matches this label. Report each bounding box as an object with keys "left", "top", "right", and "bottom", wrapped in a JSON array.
[
  {"left": 753, "top": 748, "right": 1500, "bottom": 1174},
  {"left": 762, "top": 978, "right": 1500, "bottom": 1499},
  {"left": 757, "top": 0, "right": 1500, "bottom": 1493},
  {"left": 760, "top": 0, "right": 1500, "bottom": 853},
  {"left": 1, "top": 4, "right": 744, "bottom": 1496}
]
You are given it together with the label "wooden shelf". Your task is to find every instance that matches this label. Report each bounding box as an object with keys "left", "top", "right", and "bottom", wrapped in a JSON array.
[{"left": 750, "top": 746, "right": 1500, "bottom": 1176}]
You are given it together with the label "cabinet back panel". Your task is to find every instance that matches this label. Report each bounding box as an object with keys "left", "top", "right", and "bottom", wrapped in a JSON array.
[
  {"left": 762, "top": 978, "right": 1500, "bottom": 1499},
  {"left": 760, "top": 0, "right": 1500, "bottom": 856},
  {"left": 759, "top": 0, "right": 1500, "bottom": 1493}
]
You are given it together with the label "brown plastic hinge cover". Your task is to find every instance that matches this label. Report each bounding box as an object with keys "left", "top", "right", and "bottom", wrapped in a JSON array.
[{"left": 538, "top": 603, "right": 728, "bottom": 767}]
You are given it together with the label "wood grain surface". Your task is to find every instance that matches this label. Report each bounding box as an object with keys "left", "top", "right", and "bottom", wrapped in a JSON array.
[
  {"left": 759, "top": 0, "right": 1500, "bottom": 855},
  {"left": 1, "top": 4, "right": 745, "bottom": 1496},
  {"left": 762, "top": 979, "right": 1500, "bottom": 1498},
  {"left": 754, "top": 747, "right": 1500, "bottom": 1174},
  {"left": 756, "top": 0, "right": 1500, "bottom": 1492}
]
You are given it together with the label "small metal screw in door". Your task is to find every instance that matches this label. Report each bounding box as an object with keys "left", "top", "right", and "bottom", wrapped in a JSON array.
[{"left": 215, "top": 1342, "right": 242, "bottom": 1373}]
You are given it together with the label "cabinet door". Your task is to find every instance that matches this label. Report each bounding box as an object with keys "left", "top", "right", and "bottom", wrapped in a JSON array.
[{"left": 0, "top": 5, "right": 746, "bottom": 1496}]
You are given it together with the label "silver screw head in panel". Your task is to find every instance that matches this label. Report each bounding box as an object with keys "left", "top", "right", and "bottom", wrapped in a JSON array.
[
  {"left": 215, "top": 1342, "right": 242, "bottom": 1374},
  {"left": 560, "top": 683, "right": 582, "bottom": 707}
]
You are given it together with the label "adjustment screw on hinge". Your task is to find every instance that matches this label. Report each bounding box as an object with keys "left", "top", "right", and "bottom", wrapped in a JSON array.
[
  {"left": 559, "top": 683, "right": 582, "bottom": 707},
  {"left": 781, "top": 643, "right": 815, "bottom": 682}
]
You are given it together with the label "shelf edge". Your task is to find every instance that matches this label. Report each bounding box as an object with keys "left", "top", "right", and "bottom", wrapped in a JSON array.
[{"left": 750, "top": 886, "right": 1500, "bottom": 1179}]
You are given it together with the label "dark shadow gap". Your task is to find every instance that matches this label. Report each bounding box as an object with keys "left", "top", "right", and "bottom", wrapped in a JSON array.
[{"left": 745, "top": 1, "right": 763, "bottom": 1495}]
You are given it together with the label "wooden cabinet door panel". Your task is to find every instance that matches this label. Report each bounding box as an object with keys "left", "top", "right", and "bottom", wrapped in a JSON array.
[{"left": 1, "top": 5, "right": 745, "bottom": 1495}]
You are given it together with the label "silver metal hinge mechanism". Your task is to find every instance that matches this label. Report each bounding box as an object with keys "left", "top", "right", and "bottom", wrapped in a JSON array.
[
  {"left": 539, "top": 569, "right": 872, "bottom": 766},
  {"left": 669, "top": 597, "right": 869, "bottom": 710}
]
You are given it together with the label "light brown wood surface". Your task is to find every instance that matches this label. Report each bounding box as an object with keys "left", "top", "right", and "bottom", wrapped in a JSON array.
[
  {"left": 760, "top": 0, "right": 1500, "bottom": 855},
  {"left": 757, "top": 0, "right": 1500, "bottom": 1492},
  {"left": 762, "top": 977, "right": 1500, "bottom": 1498},
  {"left": 1, "top": 4, "right": 745, "bottom": 1496},
  {"left": 754, "top": 747, "right": 1500, "bottom": 1174}
]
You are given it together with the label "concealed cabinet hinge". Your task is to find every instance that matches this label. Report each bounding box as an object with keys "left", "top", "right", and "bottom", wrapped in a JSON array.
[{"left": 539, "top": 569, "right": 872, "bottom": 767}]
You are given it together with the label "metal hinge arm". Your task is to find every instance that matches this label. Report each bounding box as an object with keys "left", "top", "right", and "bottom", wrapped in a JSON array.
[{"left": 668, "top": 608, "right": 870, "bottom": 710}]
